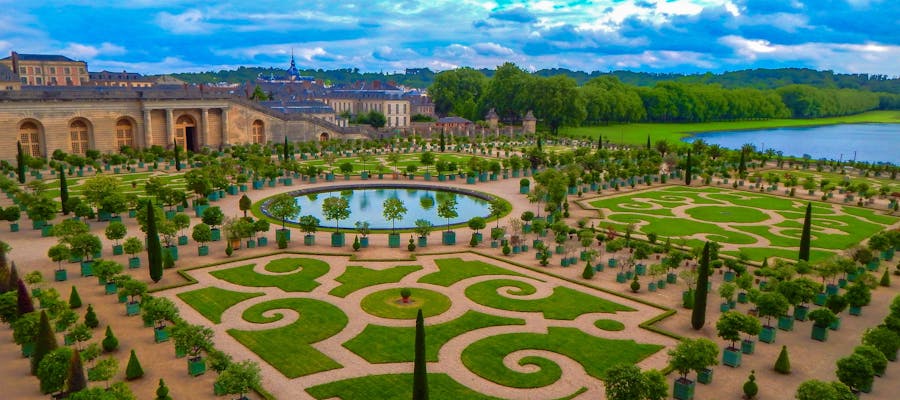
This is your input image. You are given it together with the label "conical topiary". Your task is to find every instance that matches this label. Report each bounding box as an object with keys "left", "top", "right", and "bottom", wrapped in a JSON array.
[
  {"left": 881, "top": 269, "right": 891, "bottom": 287},
  {"left": 69, "top": 286, "right": 82, "bottom": 309},
  {"left": 66, "top": 349, "right": 87, "bottom": 393},
  {"left": 102, "top": 326, "right": 119, "bottom": 352},
  {"left": 32, "top": 310, "right": 58, "bottom": 375},
  {"left": 84, "top": 305, "right": 99, "bottom": 329},
  {"left": 582, "top": 261, "right": 595, "bottom": 279},
  {"left": 16, "top": 278, "right": 35, "bottom": 316},
  {"left": 774, "top": 345, "right": 791, "bottom": 374},
  {"left": 742, "top": 370, "right": 758, "bottom": 399},
  {"left": 155, "top": 378, "right": 172, "bottom": 400},
  {"left": 7, "top": 262, "right": 19, "bottom": 293},
  {"left": 125, "top": 349, "right": 144, "bottom": 380}
]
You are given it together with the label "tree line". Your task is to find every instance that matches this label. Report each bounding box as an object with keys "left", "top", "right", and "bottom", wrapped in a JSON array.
[{"left": 429, "top": 63, "right": 899, "bottom": 131}]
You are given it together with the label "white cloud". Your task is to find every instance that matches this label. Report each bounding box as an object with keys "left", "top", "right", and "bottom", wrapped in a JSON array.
[
  {"left": 471, "top": 42, "right": 515, "bottom": 56},
  {"left": 155, "top": 9, "right": 216, "bottom": 34},
  {"left": 719, "top": 35, "right": 900, "bottom": 75},
  {"left": 60, "top": 42, "right": 126, "bottom": 59}
]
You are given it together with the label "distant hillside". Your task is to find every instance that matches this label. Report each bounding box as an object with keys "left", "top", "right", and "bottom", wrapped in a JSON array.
[{"left": 170, "top": 66, "right": 898, "bottom": 93}]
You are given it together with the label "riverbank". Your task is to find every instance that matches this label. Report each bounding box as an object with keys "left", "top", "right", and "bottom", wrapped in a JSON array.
[{"left": 559, "top": 110, "right": 900, "bottom": 146}]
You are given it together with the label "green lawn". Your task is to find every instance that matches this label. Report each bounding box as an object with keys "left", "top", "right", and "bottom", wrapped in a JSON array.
[
  {"left": 464, "top": 279, "right": 633, "bottom": 320},
  {"left": 227, "top": 298, "right": 347, "bottom": 378},
  {"left": 210, "top": 258, "right": 330, "bottom": 292},
  {"left": 461, "top": 327, "right": 663, "bottom": 388},
  {"left": 418, "top": 258, "right": 525, "bottom": 287},
  {"left": 329, "top": 265, "right": 422, "bottom": 298},
  {"left": 343, "top": 311, "right": 524, "bottom": 363},
  {"left": 594, "top": 319, "right": 626, "bottom": 331},
  {"left": 559, "top": 110, "right": 900, "bottom": 145},
  {"left": 176, "top": 287, "right": 264, "bottom": 324},
  {"left": 591, "top": 186, "right": 897, "bottom": 262},
  {"left": 306, "top": 373, "right": 507, "bottom": 400},
  {"left": 361, "top": 288, "right": 452, "bottom": 319}
]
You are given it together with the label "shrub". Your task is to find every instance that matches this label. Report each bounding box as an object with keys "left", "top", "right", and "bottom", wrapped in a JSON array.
[
  {"left": 68, "top": 286, "right": 82, "bottom": 309},
  {"left": 742, "top": 370, "right": 758, "bottom": 399},
  {"left": 277, "top": 235, "right": 287, "bottom": 249},
  {"left": 155, "top": 378, "right": 172, "bottom": 400},
  {"left": 774, "top": 345, "right": 791, "bottom": 374},
  {"left": 582, "top": 262, "right": 595, "bottom": 280},
  {"left": 630, "top": 275, "right": 640, "bottom": 293},
  {"left": 853, "top": 345, "right": 888, "bottom": 376},
  {"left": 125, "top": 349, "right": 144, "bottom": 380},
  {"left": 862, "top": 326, "right": 900, "bottom": 361},
  {"left": 102, "top": 326, "right": 118, "bottom": 352},
  {"left": 835, "top": 353, "right": 874, "bottom": 392},
  {"left": 83, "top": 305, "right": 99, "bottom": 329}
]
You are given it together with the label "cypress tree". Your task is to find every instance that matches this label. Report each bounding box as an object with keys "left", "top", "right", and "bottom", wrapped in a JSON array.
[
  {"left": 439, "top": 130, "right": 445, "bottom": 152},
  {"left": 774, "top": 345, "right": 791, "bottom": 374},
  {"left": 32, "top": 310, "right": 58, "bottom": 375},
  {"left": 66, "top": 349, "right": 87, "bottom": 393},
  {"left": 691, "top": 242, "right": 710, "bottom": 330},
  {"left": 59, "top": 166, "right": 70, "bottom": 215},
  {"left": 146, "top": 201, "right": 163, "bottom": 283},
  {"left": 102, "top": 326, "right": 119, "bottom": 352},
  {"left": 69, "top": 285, "right": 82, "bottom": 309},
  {"left": 413, "top": 309, "right": 429, "bottom": 400},
  {"left": 799, "top": 203, "right": 812, "bottom": 262},
  {"left": 173, "top": 138, "right": 181, "bottom": 171},
  {"left": 685, "top": 150, "right": 692, "bottom": 186},
  {"left": 155, "top": 378, "right": 172, "bottom": 400},
  {"left": 6, "top": 262, "right": 19, "bottom": 292},
  {"left": 125, "top": 349, "right": 144, "bottom": 380},
  {"left": 84, "top": 305, "right": 99, "bottom": 329},
  {"left": 16, "top": 141, "right": 26, "bottom": 184},
  {"left": 598, "top": 136, "right": 603, "bottom": 149},
  {"left": 738, "top": 149, "right": 747, "bottom": 176},
  {"left": 16, "top": 278, "right": 34, "bottom": 316},
  {"left": 881, "top": 269, "right": 891, "bottom": 287},
  {"left": 283, "top": 136, "right": 290, "bottom": 160},
  {"left": 646, "top": 135, "right": 651, "bottom": 150}
]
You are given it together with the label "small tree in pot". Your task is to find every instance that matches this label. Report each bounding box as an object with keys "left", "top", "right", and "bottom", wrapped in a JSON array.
[
  {"left": 171, "top": 321, "right": 214, "bottom": 376},
  {"left": 668, "top": 338, "right": 719, "bottom": 396},
  {"left": 400, "top": 288, "right": 412, "bottom": 304}
]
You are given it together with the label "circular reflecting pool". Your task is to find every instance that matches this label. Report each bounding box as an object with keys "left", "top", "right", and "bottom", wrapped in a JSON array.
[{"left": 270, "top": 184, "right": 494, "bottom": 230}]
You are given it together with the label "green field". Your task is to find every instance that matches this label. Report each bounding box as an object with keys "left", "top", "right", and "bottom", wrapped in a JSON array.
[
  {"left": 589, "top": 186, "right": 897, "bottom": 262},
  {"left": 171, "top": 254, "right": 658, "bottom": 399},
  {"left": 560, "top": 110, "right": 900, "bottom": 146}
]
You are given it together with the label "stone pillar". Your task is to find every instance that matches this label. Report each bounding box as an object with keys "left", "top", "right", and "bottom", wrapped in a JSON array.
[
  {"left": 220, "top": 107, "right": 229, "bottom": 145},
  {"left": 142, "top": 109, "right": 152, "bottom": 148},
  {"left": 200, "top": 108, "right": 209, "bottom": 148},
  {"left": 164, "top": 108, "right": 174, "bottom": 148}
]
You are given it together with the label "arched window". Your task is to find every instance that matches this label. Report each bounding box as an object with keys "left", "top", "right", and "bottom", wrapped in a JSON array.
[
  {"left": 19, "top": 121, "right": 42, "bottom": 157},
  {"left": 319, "top": 132, "right": 329, "bottom": 142},
  {"left": 69, "top": 120, "right": 90, "bottom": 155},
  {"left": 115, "top": 119, "right": 134, "bottom": 149},
  {"left": 251, "top": 120, "right": 265, "bottom": 144}
]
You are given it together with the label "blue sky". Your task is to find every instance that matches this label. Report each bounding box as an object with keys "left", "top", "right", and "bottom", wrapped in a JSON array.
[{"left": 1, "top": 0, "right": 897, "bottom": 75}]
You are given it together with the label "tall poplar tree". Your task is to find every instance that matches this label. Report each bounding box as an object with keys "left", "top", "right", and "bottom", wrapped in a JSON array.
[
  {"left": 66, "top": 350, "right": 87, "bottom": 393},
  {"left": 799, "top": 203, "right": 812, "bottom": 262},
  {"left": 439, "top": 130, "right": 445, "bottom": 152},
  {"left": 685, "top": 151, "right": 692, "bottom": 186},
  {"left": 146, "top": 201, "right": 163, "bottom": 283},
  {"left": 691, "top": 242, "right": 711, "bottom": 330},
  {"left": 738, "top": 149, "right": 747, "bottom": 177},
  {"left": 16, "top": 141, "right": 26, "bottom": 184},
  {"left": 413, "top": 309, "right": 429, "bottom": 400},
  {"left": 283, "top": 136, "right": 290, "bottom": 160},
  {"left": 59, "top": 166, "right": 70, "bottom": 215},
  {"left": 32, "top": 310, "right": 58, "bottom": 375},
  {"left": 646, "top": 135, "right": 651, "bottom": 150}
]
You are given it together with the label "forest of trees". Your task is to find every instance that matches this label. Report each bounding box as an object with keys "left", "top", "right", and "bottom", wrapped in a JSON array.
[{"left": 428, "top": 63, "right": 899, "bottom": 131}]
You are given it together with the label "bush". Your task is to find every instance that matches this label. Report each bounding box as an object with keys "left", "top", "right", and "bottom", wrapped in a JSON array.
[
  {"left": 862, "top": 326, "right": 900, "bottom": 361},
  {"left": 84, "top": 305, "right": 99, "bottom": 329},
  {"left": 743, "top": 370, "right": 758, "bottom": 399},
  {"left": 156, "top": 378, "right": 172, "bottom": 400},
  {"left": 630, "top": 276, "right": 640, "bottom": 293},
  {"left": 582, "top": 262, "right": 595, "bottom": 280},
  {"left": 68, "top": 286, "right": 82, "bottom": 309},
  {"left": 277, "top": 235, "right": 287, "bottom": 249},
  {"left": 853, "top": 345, "right": 888, "bottom": 376},
  {"left": 125, "top": 349, "right": 143, "bottom": 380},
  {"left": 774, "top": 345, "right": 791, "bottom": 374},
  {"left": 102, "top": 326, "right": 118, "bottom": 352}
]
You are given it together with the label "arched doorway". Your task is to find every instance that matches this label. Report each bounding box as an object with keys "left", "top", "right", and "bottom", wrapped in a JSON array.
[
  {"left": 175, "top": 115, "right": 198, "bottom": 152},
  {"left": 319, "top": 132, "right": 329, "bottom": 142},
  {"left": 115, "top": 118, "right": 135, "bottom": 150},
  {"left": 69, "top": 119, "right": 91, "bottom": 155},
  {"left": 251, "top": 120, "right": 265, "bottom": 144},
  {"left": 19, "top": 121, "right": 43, "bottom": 158}
]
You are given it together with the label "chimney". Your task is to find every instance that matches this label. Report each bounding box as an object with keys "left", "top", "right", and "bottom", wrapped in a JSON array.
[{"left": 11, "top": 51, "right": 19, "bottom": 74}]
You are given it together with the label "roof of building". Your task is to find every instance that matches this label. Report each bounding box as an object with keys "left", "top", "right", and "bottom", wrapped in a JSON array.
[
  {"left": 524, "top": 110, "right": 536, "bottom": 121},
  {"left": 437, "top": 116, "right": 472, "bottom": 124},
  {"left": 259, "top": 100, "right": 334, "bottom": 114},
  {"left": 0, "top": 64, "right": 18, "bottom": 82},
  {"left": 89, "top": 70, "right": 151, "bottom": 82},
  {"left": 1, "top": 53, "right": 80, "bottom": 62},
  {"left": 485, "top": 108, "right": 499, "bottom": 119}
]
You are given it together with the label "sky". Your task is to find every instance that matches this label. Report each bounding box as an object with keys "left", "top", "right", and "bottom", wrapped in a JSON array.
[{"left": 0, "top": 0, "right": 898, "bottom": 76}]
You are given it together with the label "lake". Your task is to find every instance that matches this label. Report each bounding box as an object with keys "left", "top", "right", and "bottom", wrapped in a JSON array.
[{"left": 683, "top": 123, "right": 899, "bottom": 164}]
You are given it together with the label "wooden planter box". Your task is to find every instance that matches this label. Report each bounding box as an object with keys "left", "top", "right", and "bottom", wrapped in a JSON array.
[
  {"left": 741, "top": 339, "right": 755, "bottom": 354},
  {"left": 673, "top": 378, "right": 695, "bottom": 400},
  {"left": 759, "top": 326, "right": 777, "bottom": 343},
  {"left": 722, "top": 347, "right": 742, "bottom": 367}
]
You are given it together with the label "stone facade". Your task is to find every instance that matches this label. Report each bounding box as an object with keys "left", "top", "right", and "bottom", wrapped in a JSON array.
[{"left": 0, "top": 91, "right": 366, "bottom": 161}]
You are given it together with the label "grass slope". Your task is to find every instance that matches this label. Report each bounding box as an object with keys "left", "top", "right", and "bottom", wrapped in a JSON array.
[{"left": 176, "top": 287, "right": 264, "bottom": 324}]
